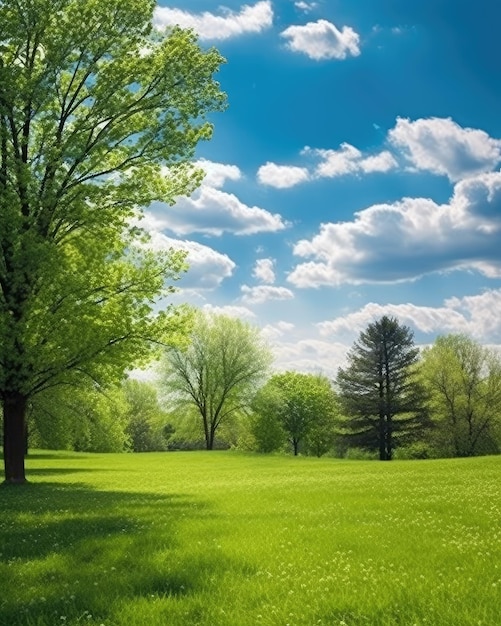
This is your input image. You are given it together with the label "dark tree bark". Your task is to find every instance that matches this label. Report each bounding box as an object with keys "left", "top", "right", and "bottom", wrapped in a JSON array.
[{"left": 3, "top": 392, "right": 28, "bottom": 483}]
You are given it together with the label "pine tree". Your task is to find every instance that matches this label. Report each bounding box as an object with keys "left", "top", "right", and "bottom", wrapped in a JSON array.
[{"left": 337, "top": 316, "right": 429, "bottom": 460}]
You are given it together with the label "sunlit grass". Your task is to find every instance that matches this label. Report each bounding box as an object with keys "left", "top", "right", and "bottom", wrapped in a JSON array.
[{"left": 1, "top": 451, "right": 500, "bottom": 625}]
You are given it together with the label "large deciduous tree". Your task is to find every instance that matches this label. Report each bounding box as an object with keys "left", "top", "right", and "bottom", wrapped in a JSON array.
[
  {"left": 161, "top": 312, "right": 273, "bottom": 450},
  {"left": 0, "top": 0, "right": 226, "bottom": 482},
  {"left": 336, "top": 316, "right": 428, "bottom": 460},
  {"left": 421, "top": 334, "right": 501, "bottom": 457}
]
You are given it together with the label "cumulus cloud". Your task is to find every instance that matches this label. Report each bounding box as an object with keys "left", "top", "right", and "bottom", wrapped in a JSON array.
[
  {"left": 253, "top": 258, "right": 276, "bottom": 283},
  {"left": 359, "top": 151, "right": 399, "bottom": 173},
  {"left": 288, "top": 170, "right": 501, "bottom": 287},
  {"left": 201, "top": 304, "right": 256, "bottom": 320},
  {"left": 317, "top": 289, "right": 501, "bottom": 343},
  {"left": 443, "top": 290, "right": 501, "bottom": 341},
  {"left": 280, "top": 19, "right": 360, "bottom": 60},
  {"left": 258, "top": 146, "right": 396, "bottom": 188},
  {"left": 261, "top": 320, "right": 295, "bottom": 340},
  {"left": 388, "top": 117, "right": 501, "bottom": 181},
  {"left": 153, "top": 1, "right": 273, "bottom": 41},
  {"left": 241, "top": 285, "right": 294, "bottom": 304},
  {"left": 305, "top": 144, "right": 398, "bottom": 177},
  {"left": 317, "top": 302, "right": 469, "bottom": 337},
  {"left": 146, "top": 232, "right": 236, "bottom": 289},
  {"left": 196, "top": 159, "right": 241, "bottom": 188},
  {"left": 270, "top": 336, "right": 349, "bottom": 376},
  {"left": 258, "top": 118, "right": 500, "bottom": 188},
  {"left": 257, "top": 162, "right": 310, "bottom": 188},
  {"left": 149, "top": 159, "right": 288, "bottom": 236}
]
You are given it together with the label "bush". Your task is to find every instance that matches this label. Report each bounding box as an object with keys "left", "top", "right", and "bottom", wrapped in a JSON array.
[
  {"left": 343, "top": 447, "right": 378, "bottom": 460},
  {"left": 394, "top": 442, "right": 434, "bottom": 460}
]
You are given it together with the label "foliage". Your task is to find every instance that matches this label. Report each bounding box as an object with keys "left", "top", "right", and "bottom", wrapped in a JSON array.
[
  {"left": 162, "top": 405, "right": 206, "bottom": 450},
  {"left": 304, "top": 399, "right": 340, "bottom": 457},
  {"left": 29, "top": 384, "right": 130, "bottom": 452},
  {"left": 249, "top": 384, "right": 286, "bottom": 453},
  {"left": 27, "top": 377, "right": 175, "bottom": 453},
  {"left": 1, "top": 451, "right": 500, "bottom": 625},
  {"left": 160, "top": 311, "right": 273, "bottom": 450},
  {"left": 253, "top": 371, "right": 339, "bottom": 456},
  {"left": 337, "top": 316, "right": 429, "bottom": 460},
  {"left": 392, "top": 441, "right": 434, "bottom": 460},
  {"left": 420, "top": 334, "right": 501, "bottom": 457},
  {"left": 0, "top": 0, "right": 226, "bottom": 481},
  {"left": 122, "top": 379, "right": 171, "bottom": 452}
]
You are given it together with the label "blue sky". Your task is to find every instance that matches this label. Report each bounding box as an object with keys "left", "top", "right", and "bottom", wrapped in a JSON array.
[{"left": 145, "top": 0, "right": 501, "bottom": 375}]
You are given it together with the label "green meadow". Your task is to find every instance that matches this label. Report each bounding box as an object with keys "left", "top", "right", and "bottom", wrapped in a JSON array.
[{"left": 0, "top": 452, "right": 500, "bottom": 626}]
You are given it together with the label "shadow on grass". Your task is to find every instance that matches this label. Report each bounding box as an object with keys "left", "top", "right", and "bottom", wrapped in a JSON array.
[
  {"left": 20, "top": 467, "right": 99, "bottom": 477},
  {"left": 0, "top": 479, "right": 244, "bottom": 626}
]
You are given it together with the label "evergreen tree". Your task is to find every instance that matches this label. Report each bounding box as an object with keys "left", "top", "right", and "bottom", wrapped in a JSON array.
[{"left": 337, "top": 316, "right": 428, "bottom": 460}]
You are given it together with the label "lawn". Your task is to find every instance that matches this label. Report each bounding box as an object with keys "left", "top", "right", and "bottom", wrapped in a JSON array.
[{"left": 0, "top": 451, "right": 500, "bottom": 625}]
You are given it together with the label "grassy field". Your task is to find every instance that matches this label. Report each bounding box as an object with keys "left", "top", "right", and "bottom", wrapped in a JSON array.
[{"left": 0, "top": 451, "right": 500, "bottom": 626}]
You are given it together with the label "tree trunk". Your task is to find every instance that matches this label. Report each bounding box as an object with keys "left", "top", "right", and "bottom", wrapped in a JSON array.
[
  {"left": 201, "top": 411, "right": 213, "bottom": 450},
  {"left": 292, "top": 438, "right": 299, "bottom": 456},
  {"left": 207, "top": 427, "right": 215, "bottom": 450},
  {"left": 379, "top": 414, "right": 387, "bottom": 460},
  {"left": 3, "top": 391, "right": 28, "bottom": 484},
  {"left": 386, "top": 415, "right": 393, "bottom": 460}
]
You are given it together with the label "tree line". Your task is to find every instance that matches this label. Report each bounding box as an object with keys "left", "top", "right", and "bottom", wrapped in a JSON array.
[
  {"left": 7, "top": 312, "right": 500, "bottom": 463},
  {"left": 160, "top": 312, "right": 501, "bottom": 460}
]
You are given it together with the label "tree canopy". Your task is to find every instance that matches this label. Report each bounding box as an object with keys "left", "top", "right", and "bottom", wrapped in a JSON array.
[
  {"left": 161, "top": 311, "right": 273, "bottom": 450},
  {"left": 0, "top": 0, "right": 226, "bottom": 482},
  {"left": 253, "top": 371, "right": 338, "bottom": 456},
  {"left": 421, "top": 334, "right": 501, "bottom": 457},
  {"left": 336, "top": 316, "right": 429, "bottom": 460}
]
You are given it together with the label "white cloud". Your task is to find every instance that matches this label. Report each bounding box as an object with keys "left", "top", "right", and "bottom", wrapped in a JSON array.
[
  {"left": 309, "top": 143, "right": 362, "bottom": 176},
  {"left": 444, "top": 290, "right": 501, "bottom": 341},
  {"left": 257, "top": 146, "right": 397, "bottom": 187},
  {"left": 360, "top": 151, "right": 398, "bottom": 173},
  {"left": 294, "top": 1, "right": 318, "bottom": 13},
  {"left": 241, "top": 285, "right": 295, "bottom": 304},
  {"left": 317, "top": 289, "right": 501, "bottom": 344},
  {"left": 253, "top": 258, "right": 276, "bottom": 284},
  {"left": 388, "top": 117, "right": 501, "bottom": 181},
  {"left": 305, "top": 144, "right": 398, "bottom": 177},
  {"left": 201, "top": 304, "right": 256, "bottom": 320},
  {"left": 265, "top": 289, "right": 501, "bottom": 377},
  {"left": 257, "top": 162, "right": 310, "bottom": 188},
  {"left": 149, "top": 159, "right": 288, "bottom": 236},
  {"left": 196, "top": 159, "right": 241, "bottom": 189},
  {"left": 167, "top": 189, "right": 286, "bottom": 236},
  {"left": 153, "top": 1, "right": 273, "bottom": 41},
  {"left": 261, "top": 320, "right": 295, "bottom": 340},
  {"left": 288, "top": 170, "right": 501, "bottom": 287},
  {"left": 147, "top": 232, "right": 236, "bottom": 289},
  {"left": 270, "top": 336, "right": 348, "bottom": 377},
  {"left": 317, "top": 302, "right": 469, "bottom": 337},
  {"left": 280, "top": 19, "right": 360, "bottom": 61}
]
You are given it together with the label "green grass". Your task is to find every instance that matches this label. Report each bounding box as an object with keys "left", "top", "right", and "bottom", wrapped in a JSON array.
[{"left": 0, "top": 451, "right": 500, "bottom": 626}]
